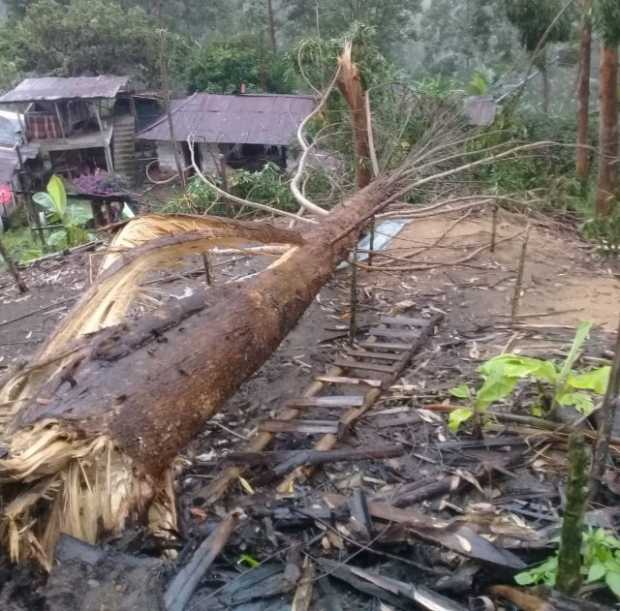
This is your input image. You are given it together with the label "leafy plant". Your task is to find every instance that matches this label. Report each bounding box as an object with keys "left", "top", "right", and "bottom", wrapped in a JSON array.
[
  {"left": 516, "top": 528, "right": 620, "bottom": 598},
  {"left": 448, "top": 322, "right": 609, "bottom": 432},
  {"left": 33, "top": 175, "right": 92, "bottom": 248},
  {"left": 466, "top": 70, "right": 489, "bottom": 96}
]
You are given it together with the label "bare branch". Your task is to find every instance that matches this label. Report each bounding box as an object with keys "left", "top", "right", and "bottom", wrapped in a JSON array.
[{"left": 187, "top": 135, "right": 318, "bottom": 225}]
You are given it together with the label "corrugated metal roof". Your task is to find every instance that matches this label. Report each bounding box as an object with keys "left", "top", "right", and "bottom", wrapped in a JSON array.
[
  {"left": 0, "top": 76, "right": 130, "bottom": 103},
  {"left": 138, "top": 93, "right": 316, "bottom": 146},
  {"left": 0, "top": 144, "right": 39, "bottom": 183}
]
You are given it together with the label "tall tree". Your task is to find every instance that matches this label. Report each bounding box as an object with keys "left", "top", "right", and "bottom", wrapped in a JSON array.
[
  {"left": 503, "top": 0, "right": 574, "bottom": 114},
  {"left": 266, "top": 0, "right": 277, "bottom": 52},
  {"left": 576, "top": 0, "right": 593, "bottom": 182},
  {"left": 593, "top": 0, "right": 620, "bottom": 217}
]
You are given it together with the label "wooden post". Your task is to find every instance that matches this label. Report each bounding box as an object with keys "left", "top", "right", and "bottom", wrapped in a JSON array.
[
  {"left": 54, "top": 103, "right": 66, "bottom": 140},
  {"left": 367, "top": 218, "right": 375, "bottom": 268},
  {"left": 490, "top": 204, "right": 498, "bottom": 253},
  {"left": 202, "top": 253, "right": 212, "bottom": 286},
  {"left": 510, "top": 226, "right": 531, "bottom": 322},
  {"left": 16, "top": 144, "right": 45, "bottom": 248},
  {"left": 349, "top": 239, "right": 359, "bottom": 345},
  {"left": 0, "top": 237, "right": 28, "bottom": 293}
]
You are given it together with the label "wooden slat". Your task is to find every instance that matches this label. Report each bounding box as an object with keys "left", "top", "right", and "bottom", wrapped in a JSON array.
[
  {"left": 259, "top": 420, "right": 340, "bottom": 434},
  {"left": 314, "top": 375, "right": 383, "bottom": 388},
  {"left": 286, "top": 395, "right": 365, "bottom": 408},
  {"left": 369, "top": 328, "right": 420, "bottom": 340},
  {"left": 357, "top": 341, "right": 411, "bottom": 352},
  {"left": 345, "top": 350, "right": 402, "bottom": 362},
  {"left": 333, "top": 359, "right": 396, "bottom": 374},
  {"left": 381, "top": 315, "right": 430, "bottom": 327}
]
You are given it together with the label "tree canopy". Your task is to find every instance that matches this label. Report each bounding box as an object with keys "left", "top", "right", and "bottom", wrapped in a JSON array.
[
  {"left": 503, "top": 0, "right": 574, "bottom": 52},
  {"left": 593, "top": 0, "right": 620, "bottom": 44},
  {"left": 0, "top": 0, "right": 190, "bottom": 86}
]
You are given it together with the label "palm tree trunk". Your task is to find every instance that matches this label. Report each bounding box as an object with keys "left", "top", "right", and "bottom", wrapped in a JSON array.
[{"left": 596, "top": 46, "right": 619, "bottom": 217}]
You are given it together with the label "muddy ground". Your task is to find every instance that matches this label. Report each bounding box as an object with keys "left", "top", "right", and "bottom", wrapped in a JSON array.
[{"left": 1, "top": 207, "right": 619, "bottom": 610}]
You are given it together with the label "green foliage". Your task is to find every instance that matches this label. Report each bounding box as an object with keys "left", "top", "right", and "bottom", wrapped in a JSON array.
[
  {"left": 516, "top": 528, "right": 620, "bottom": 599},
  {"left": 471, "top": 110, "right": 591, "bottom": 211},
  {"left": 165, "top": 164, "right": 295, "bottom": 217},
  {"left": 594, "top": 0, "right": 620, "bottom": 45},
  {"left": 0, "top": 225, "right": 45, "bottom": 263},
  {"left": 448, "top": 322, "right": 610, "bottom": 432},
  {"left": 34, "top": 175, "right": 92, "bottom": 248},
  {"left": 582, "top": 210, "right": 620, "bottom": 256},
  {"left": 467, "top": 71, "right": 490, "bottom": 96},
  {"left": 285, "top": 0, "right": 421, "bottom": 57},
  {"left": 186, "top": 36, "right": 294, "bottom": 94},
  {"left": 0, "top": 0, "right": 189, "bottom": 86},
  {"left": 418, "top": 0, "right": 516, "bottom": 78},
  {"left": 503, "top": 0, "right": 574, "bottom": 53}
]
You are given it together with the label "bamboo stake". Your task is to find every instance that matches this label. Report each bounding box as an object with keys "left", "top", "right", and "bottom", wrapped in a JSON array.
[
  {"left": 367, "top": 218, "right": 375, "bottom": 268},
  {"left": 591, "top": 316, "right": 620, "bottom": 497},
  {"left": 202, "top": 253, "right": 212, "bottom": 286},
  {"left": 511, "top": 225, "right": 531, "bottom": 323},
  {"left": 0, "top": 237, "right": 28, "bottom": 293},
  {"left": 556, "top": 432, "right": 590, "bottom": 595},
  {"left": 349, "top": 240, "right": 359, "bottom": 345},
  {"left": 490, "top": 204, "right": 498, "bottom": 253}
]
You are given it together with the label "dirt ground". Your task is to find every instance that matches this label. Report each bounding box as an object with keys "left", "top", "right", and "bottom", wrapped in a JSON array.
[{"left": 1, "top": 207, "right": 620, "bottom": 609}]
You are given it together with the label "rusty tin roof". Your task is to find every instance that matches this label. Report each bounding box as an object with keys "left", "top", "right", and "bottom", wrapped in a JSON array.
[
  {"left": 0, "top": 76, "right": 130, "bottom": 103},
  {"left": 138, "top": 93, "right": 316, "bottom": 146}
]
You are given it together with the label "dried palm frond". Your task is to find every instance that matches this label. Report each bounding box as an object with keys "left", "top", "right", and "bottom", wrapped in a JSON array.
[{"left": 0, "top": 213, "right": 300, "bottom": 564}]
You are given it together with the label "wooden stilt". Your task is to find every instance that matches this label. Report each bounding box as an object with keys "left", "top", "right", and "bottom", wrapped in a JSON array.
[{"left": 0, "top": 237, "right": 28, "bottom": 293}]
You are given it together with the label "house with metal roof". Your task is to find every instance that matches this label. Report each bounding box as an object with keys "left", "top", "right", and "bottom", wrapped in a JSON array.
[
  {"left": 0, "top": 76, "right": 138, "bottom": 182},
  {"left": 137, "top": 92, "right": 316, "bottom": 175}
]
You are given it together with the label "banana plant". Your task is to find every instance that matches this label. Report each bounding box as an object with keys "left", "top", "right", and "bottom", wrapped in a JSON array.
[
  {"left": 449, "top": 322, "right": 610, "bottom": 432},
  {"left": 33, "top": 175, "right": 92, "bottom": 248}
]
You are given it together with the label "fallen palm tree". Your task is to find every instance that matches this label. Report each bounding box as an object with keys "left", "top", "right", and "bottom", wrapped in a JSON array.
[{"left": 0, "top": 41, "right": 554, "bottom": 567}]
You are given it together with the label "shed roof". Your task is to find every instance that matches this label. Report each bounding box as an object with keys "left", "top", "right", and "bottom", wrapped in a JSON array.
[
  {"left": 0, "top": 76, "right": 130, "bottom": 103},
  {"left": 137, "top": 93, "right": 316, "bottom": 146}
]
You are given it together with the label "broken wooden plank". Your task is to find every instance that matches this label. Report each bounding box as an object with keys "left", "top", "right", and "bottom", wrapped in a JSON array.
[
  {"left": 357, "top": 341, "right": 411, "bottom": 352},
  {"left": 369, "top": 327, "right": 421, "bottom": 340},
  {"left": 286, "top": 395, "right": 365, "bottom": 409},
  {"left": 345, "top": 350, "right": 402, "bottom": 361},
  {"left": 314, "top": 375, "right": 382, "bottom": 388},
  {"left": 272, "top": 445, "right": 405, "bottom": 477},
  {"left": 164, "top": 513, "right": 237, "bottom": 611},
  {"left": 221, "top": 446, "right": 404, "bottom": 477},
  {"left": 259, "top": 419, "right": 340, "bottom": 435},
  {"left": 321, "top": 560, "right": 468, "bottom": 611},
  {"left": 333, "top": 359, "right": 396, "bottom": 374},
  {"left": 195, "top": 365, "right": 343, "bottom": 504},
  {"left": 291, "top": 558, "right": 315, "bottom": 611},
  {"left": 381, "top": 315, "right": 430, "bottom": 327}
]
